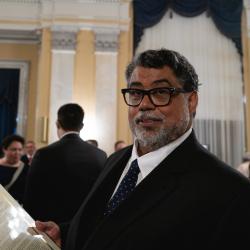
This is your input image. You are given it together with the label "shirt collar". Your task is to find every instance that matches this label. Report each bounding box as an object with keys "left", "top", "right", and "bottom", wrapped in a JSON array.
[
  {"left": 60, "top": 131, "right": 79, "bottom": 139},
  {"left": 130, "top": 128, "right": 192, "bottom": 179}
]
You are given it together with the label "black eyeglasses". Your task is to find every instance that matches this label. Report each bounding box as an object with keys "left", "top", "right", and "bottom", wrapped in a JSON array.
[{"left": 121, "top": 87, "right": 192, "bottom": 107}]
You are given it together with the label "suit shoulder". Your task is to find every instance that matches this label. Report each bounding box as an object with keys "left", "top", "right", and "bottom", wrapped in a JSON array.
[
  {"left": 82, "top": 142, "right": 107, "bottom": 158},
  {"left": 35, "top": 140, "right": 61, "bottom": 154},
  {"left": 191, "top": 148, "right": 250, "bottom": 192}
]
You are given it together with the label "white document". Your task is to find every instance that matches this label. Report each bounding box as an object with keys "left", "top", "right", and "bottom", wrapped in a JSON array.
[{"left": 0, "top": 184, "right": 60, "bottom": 250}]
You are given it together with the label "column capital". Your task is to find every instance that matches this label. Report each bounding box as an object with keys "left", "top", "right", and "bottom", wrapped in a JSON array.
[
  {"left": 94, "top": 29, "right": 119, "bottom": 52},
  {"left": 51, "top": 30, "right": 76, "bottom": 51}
]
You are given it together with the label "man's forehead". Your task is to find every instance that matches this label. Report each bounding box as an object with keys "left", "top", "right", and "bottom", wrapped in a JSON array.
[
  {"left": 129, "top": 79, "right": 172, "bottom": 88},
  {"left": 129, "top": 66, "right": 177, "bottom": 88},
  {"left": 130, "top": 66, "right": 175, "bottom": 78}
]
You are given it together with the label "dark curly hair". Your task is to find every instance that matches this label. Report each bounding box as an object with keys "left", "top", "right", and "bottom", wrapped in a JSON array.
[
  {"left": 2, "top": 134, "right": 25, "bottom": 149},
  {"left": 125, "top": 48, "right": 199, "bottom": 91}
]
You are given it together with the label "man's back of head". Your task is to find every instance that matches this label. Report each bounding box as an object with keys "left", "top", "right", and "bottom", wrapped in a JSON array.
[
  {"left": 114, "top": 140, "right": 127, "bottom": 152},
  {"left": 57, "top": 103, "right": 84, "bottom": 133}
]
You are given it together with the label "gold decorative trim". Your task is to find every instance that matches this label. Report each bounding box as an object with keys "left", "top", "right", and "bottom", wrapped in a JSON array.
[{"left": 41, "top": 116, "right": 48, "bottom": 143}]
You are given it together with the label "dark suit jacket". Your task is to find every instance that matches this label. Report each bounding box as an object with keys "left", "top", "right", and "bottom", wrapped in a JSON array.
[
  {"left": 23, "top": 133, "right": 107, "bottom": 223},
  {"left": 62, "top": 131, "right": 250, "bottom": 250},
  {"left": 21, "top": 154, "right": 30, "bottom": 166}
]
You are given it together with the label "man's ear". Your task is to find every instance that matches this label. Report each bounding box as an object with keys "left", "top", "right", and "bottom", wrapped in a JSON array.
[
  {"left": 56, "top": 120, "right": 61, "bottom": 129},
  {"left": 188, "top": 91, "right": 198, "bottom": 115}
]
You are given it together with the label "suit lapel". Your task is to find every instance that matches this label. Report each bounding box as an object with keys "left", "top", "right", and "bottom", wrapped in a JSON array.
[
  {"left": 79, "top": 134, "right": 200, "bottom": 250},
  {"left": 84, "top": 162, "right": 177, "bottom": 250},
  {"left": 83, "top": 133, "right": 199, "bottom": 250}
]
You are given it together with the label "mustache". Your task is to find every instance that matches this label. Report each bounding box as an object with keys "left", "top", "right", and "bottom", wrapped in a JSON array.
[{"left": 134, "top": 111, "right": 165, "bottom": 123}]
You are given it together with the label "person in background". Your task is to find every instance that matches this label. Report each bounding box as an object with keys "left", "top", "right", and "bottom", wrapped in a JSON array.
[
  {"left": 86, "top": 139, "right": 98, "bottom": 148},
  {"left": 114, "top": 140, "right": 127, "bottom": 152},
  {"left": 237, "top": 152, "right": 250, "bottom": 178},
  {"left": 35, "top": 49, "right": 250, "bottom": 249},
  {"left": 24, "top": 103, "right": 107, "bottom": 223},
  {"left": 21, "top": 140, "right": 36, "bottom": 166},
  {"left": 0, "top": 134, "right": 28, "bottom": 204},
  {"left": 0, "top": 146, "right": 3, "bottom": 158}
]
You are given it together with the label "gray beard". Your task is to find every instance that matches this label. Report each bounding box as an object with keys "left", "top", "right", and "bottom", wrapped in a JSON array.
[{"left": 130, "top": 110, "right": 190, "bottom": 152}]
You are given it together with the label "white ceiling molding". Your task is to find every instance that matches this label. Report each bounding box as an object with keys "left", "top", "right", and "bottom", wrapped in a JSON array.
[
  {"left": 0, "top": 0, "right": 131, "bottom": 31},
  {"left": 0, "top": 29, "right": 41, "bottom": 43}
]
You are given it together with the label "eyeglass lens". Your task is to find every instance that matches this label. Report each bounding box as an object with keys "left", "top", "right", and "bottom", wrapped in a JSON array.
[{"left": 125, "top": 89, "right": 171, "bottom": 106}]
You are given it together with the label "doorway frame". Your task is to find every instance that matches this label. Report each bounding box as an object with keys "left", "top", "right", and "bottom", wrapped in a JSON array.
[{"left": 0, "top": 60, "right": 29, "bottom": 137}]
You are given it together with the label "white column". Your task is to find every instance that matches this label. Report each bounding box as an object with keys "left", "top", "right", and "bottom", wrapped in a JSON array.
[
  {"left": 94, "top": 30, "right": 119, "bottom": 155},
  {"left": 49, "top": 30, "right": 76, "bottom": 143}
]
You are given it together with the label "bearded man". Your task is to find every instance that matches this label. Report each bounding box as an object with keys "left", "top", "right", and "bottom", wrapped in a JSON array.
[{"left": 35, "top": 49, "right": 250, "bottom": 250}]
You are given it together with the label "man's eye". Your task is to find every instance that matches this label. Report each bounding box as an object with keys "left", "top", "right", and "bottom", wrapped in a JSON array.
[
  {"left": 129, "top": 90, "right": 142, "bottom": 96},
  {"left": 152, "top": 89, "right": 169, "bottom": 95}
]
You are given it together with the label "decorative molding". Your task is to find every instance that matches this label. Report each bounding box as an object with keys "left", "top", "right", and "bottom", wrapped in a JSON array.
[
  {"left": 41, "top": 116, "right": 48, "bottom": 143},
  {"left": 51, "top": 31, "right": 76, "bottom": 50},
  {"left": 77, "top": 0, "right": 129, "bottom": 2},
  {"left": 0, "top": 0, "right": 131, "bottom": 32},
  {"left": 0, "top": 29, "right": 41, "bottom": 43},
  {"left": 94, "top": 29, "right": 119, "bottom": 52},
  {"left": 0, "top": 0, "right": 40, "bottom": 3},
  {"left": 0, "top": 0, "right": 129, "bottom": 3}
]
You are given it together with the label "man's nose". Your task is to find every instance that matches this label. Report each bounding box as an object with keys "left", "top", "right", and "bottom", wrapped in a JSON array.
[{"left": 139, "top": 94, "right": 155, "bottom": 110}]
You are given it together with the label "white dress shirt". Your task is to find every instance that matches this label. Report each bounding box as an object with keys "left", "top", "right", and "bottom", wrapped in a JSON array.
[
  {"left": 112, "top": 128, "right": 192, "bottom": 195},
  {"left": 60, "top": 131, "right": 79, "bottom": 139}
]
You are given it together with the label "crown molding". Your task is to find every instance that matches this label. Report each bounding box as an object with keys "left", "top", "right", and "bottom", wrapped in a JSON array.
[
  {"left": 0, "top": 28, "right": 41, "bottom": 43},
  {"left": 0, "top": 0, "right": 131, "bottom": 31},
  {"left": 0, "top": 0, "right": 131, "bottom": 44}
]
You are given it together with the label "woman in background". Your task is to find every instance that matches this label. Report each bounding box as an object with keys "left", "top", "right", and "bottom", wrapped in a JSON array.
[{"left": 0, "top": 134, "right": 28, "bottom": 204}]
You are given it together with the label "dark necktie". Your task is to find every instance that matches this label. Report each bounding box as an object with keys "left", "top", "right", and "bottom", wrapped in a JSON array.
[
  {"left": 104, "top": 159, "right": 140, "bottom": 216},
  {"left": 28, "top": 156, "right": 33, "bottom": 165}
]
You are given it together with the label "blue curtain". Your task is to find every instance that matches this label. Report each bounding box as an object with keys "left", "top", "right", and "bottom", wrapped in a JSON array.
[
  {"left": 133, "top": 0, "right": 242, "bottom": 55},
  {"left": 0, "top": 69, "right": 20, "bottom": 143}
]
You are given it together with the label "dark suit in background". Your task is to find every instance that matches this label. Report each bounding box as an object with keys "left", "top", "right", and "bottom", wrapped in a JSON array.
[
  {"left": 21, "top": 140, "right": 36, "bottom": 166},
  {"left": 21, "top": 154, "right": 29, "bottom": 165},
  {"left": 24, "top": 133, "right": 107, "bottom": 223}
]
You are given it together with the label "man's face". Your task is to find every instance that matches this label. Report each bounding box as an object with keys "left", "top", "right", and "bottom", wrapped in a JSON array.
[
  {"left": 128, "top": 66, "right": 198, "bottom": 155},
  {"left": 25, "top": 142, "right": 36, "bottom": 155}
]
